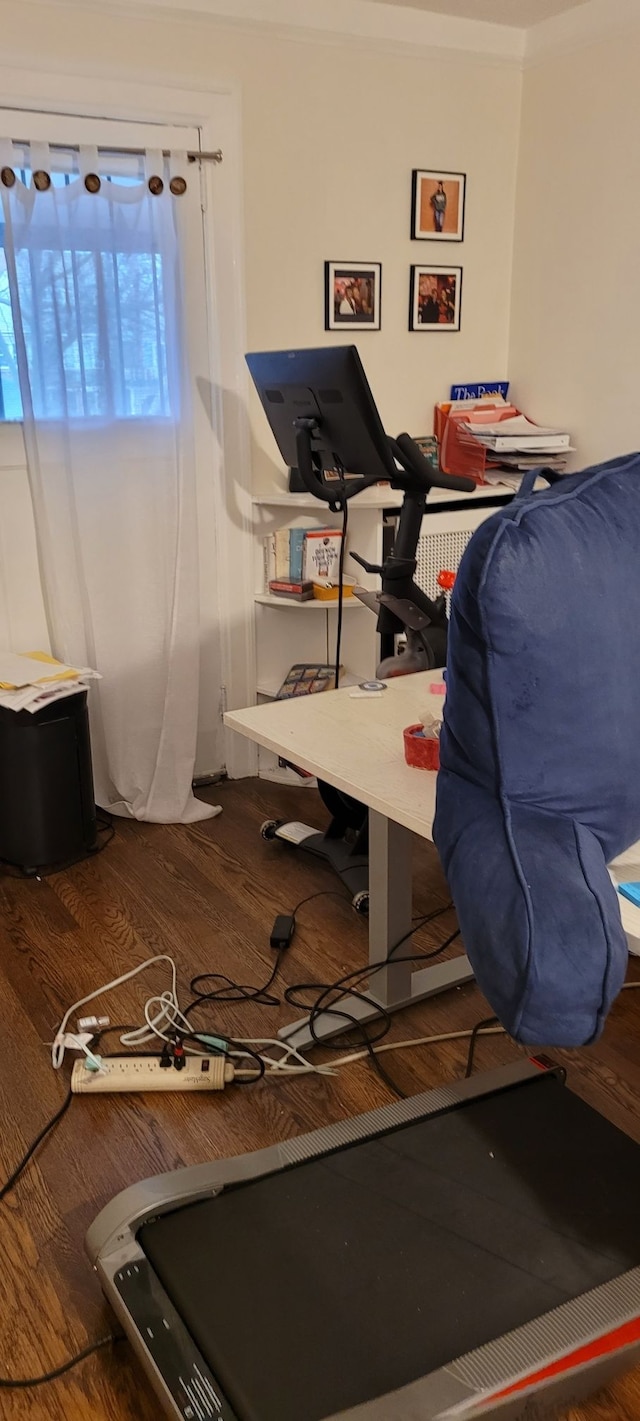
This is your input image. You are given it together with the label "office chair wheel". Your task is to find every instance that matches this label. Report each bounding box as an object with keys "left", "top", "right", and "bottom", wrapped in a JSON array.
[
  {"left": 352, "top": 890, "right": 370, "bottom": 916},
  {"left": 260, "top": 819, "right": 282, "bottom": 841}
]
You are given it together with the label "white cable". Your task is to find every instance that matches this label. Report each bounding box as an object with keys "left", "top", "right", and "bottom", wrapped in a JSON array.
[
  {"left": 235, "top": 1025, "right": 506, "bottom": 1079},
  {"left": 328, "top": 1025, "right": 506, "bottom": 1071},
  {"left": 52, "top": 955, "right": 181, "bottom": 1069},
  {"left": 124, "top": 991, "right": 193, "bottom": 1049},
  {"left": 237, "top": 1037, "right": 336, "bottom": 1074},
  {"left": 53, "top": 959, "right": 509, "bottom": 1079}
]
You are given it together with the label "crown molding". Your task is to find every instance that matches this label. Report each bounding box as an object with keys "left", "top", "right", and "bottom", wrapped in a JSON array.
[
  {"left": 525, "top": 0, "right": 640, "bottom": 64},
  {"left": 19, "top": 0, "right": 527, "bottom": 64}
]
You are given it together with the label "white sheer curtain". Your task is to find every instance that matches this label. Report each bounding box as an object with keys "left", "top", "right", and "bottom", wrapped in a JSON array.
[{"left": 0, "top": 140, "right": 219, "bottom": 823}]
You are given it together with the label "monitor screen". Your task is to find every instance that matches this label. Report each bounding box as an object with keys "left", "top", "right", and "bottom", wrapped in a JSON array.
[{"left": 245, "top": 345, "right": 396, "bottom": 486}]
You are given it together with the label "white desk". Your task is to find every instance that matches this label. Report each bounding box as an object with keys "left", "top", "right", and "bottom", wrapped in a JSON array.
[{"left": 224, "top": 673, "right": 473, "bottom": 1050}]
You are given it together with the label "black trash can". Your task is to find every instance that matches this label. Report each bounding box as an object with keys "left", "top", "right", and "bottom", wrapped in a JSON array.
[{"left": 0, "top": 690, "right": 98, "bottom": 873}]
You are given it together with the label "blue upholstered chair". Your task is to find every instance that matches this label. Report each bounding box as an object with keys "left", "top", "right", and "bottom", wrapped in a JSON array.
[{"left": 433, "top": 454, "right": 640, "bottom": 1047}]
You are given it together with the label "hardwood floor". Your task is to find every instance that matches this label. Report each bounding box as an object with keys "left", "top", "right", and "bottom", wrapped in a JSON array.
[{"left": 1, "top": 777, "right": 640, "bottom": 1420}]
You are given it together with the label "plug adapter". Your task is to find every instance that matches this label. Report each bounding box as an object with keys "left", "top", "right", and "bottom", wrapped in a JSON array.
[{"left": 270, "top": 914, "right": 295, "bottom": 951}]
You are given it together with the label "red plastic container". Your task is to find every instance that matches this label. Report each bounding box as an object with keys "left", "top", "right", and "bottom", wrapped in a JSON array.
[{"left": 403, "top": 724, "right": 440, "bottom": 771}]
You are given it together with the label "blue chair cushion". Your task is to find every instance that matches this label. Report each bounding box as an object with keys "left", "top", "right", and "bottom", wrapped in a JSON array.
[{"left": 433, "top": 453, "right": 640, "bottom": 1046}]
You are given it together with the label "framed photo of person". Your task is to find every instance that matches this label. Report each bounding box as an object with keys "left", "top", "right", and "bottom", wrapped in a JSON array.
[
  {"left": 409, "top": 266, "right": 463, "bottom": 332},
  {"left": 325, "top": 261, "right": 382, "bottom": 331},
  {"left": 411, "top": 169, "right": 466, "bottom": 242}
]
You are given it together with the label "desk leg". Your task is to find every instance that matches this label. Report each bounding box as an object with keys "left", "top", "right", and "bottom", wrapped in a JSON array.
[
  {"left": 367, "top": 811, "right": 414, "bottom": 1007},
  {"left": 278, "top": 810, "right": 475, "bottom": 1054}
]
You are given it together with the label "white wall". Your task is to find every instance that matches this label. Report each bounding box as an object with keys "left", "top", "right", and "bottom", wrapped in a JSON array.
[
  {"left": 0, "top": 0, "right": 522, "bottom": 509},
  {"left": 510, "top": 17, "right": 640, "bottom": 467},
  {"left": 0, "top": 0, "right": 522, "bottom": 771}
]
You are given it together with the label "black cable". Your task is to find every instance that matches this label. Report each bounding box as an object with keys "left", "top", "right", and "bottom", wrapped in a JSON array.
[
  {"left": 86, "top": 897, "right": 457, "bottom": 1103},
  {"left": 464, "top": 1015, "right": 499, "bottom": 1078},
  {"left": 176, "top": 899, "right": 454, "bottom": 1100},
  {"left": 0, "top": 1334, "right": 120, "bottom": 1389},
  {"left": 188, "top": 949, "right": 284, "bottom": 1010},
  {"left": 285, "top": 908, "right": 457, "bottom": 1030},
  {"left": 177, "top": 1029, "right": 267, "bottom": 1085},
  {"left": 363, "top": 1048, "right": 409, "bottom": 1100},
  {"left": 183, "top": 890, "right": 351, "bottom": 1019},
  {"left": 88, "top": 1022, "right": 140, "bottom": 1053},
  {"left": 334, "top": 498, "right": 349, "bottom": 690},
  {"left": 0, "top": 1086, "right": 73, "bottom": 1204},
  {"left": 285, "top": 903, "right": 456, "bottom": 1019},
  {"left": 284, "top": 925, "right": 461, "bottom": 1049},
  {"left": 292, "top": 888, "right": 352, "bottom": 916},
  {"left": 284, "top": 907, "right": 461, "bottom": 1099},
  {"left": 93, "top": 809, "right": 115, "bottom": 851}
]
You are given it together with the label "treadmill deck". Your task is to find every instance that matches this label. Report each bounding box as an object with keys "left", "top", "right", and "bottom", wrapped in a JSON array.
[{"left": 130, "top": 1072, "right": 640, "bottom": 1421}]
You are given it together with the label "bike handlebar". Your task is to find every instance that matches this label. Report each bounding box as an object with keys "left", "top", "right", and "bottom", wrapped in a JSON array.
[{"left": 393, "top": 433, "right": 476, "bottom": 494}]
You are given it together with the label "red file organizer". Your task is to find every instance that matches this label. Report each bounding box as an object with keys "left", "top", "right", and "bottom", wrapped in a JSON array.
[{"left": 434, "top": 402, "right": 523, "bottom": 484}]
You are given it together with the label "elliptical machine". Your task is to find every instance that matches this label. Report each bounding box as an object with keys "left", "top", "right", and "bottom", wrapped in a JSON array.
[{"left": 246, "top": 346, "right": 474, "bottom": 913}]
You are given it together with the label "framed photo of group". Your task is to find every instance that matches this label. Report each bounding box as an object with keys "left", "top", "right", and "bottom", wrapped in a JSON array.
[
  {"left": 325, "top": 261, "right": 382, "bottom": 331},
  {"left": 411, "top": 169, "right": 466, "bottom": 242},
  {"left": 409, "top": 266, "right": 462, "bottom": 332}
]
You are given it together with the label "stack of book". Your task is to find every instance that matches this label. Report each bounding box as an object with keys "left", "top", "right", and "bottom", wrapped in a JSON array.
[
  {"left": 264, "top": 526, "right": 344, "bottom": 601},
  {"left": 459, "top": 411, "right": 573, "bottom": 477}
]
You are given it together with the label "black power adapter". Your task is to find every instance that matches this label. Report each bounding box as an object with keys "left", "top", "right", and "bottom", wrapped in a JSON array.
[{"left": 270, "top": 915, "right": 296, "bottom": 952}]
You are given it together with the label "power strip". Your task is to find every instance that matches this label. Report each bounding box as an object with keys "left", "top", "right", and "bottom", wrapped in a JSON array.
[{"left": 71, "top": 1055, "right": 234, "bottom": 1094}]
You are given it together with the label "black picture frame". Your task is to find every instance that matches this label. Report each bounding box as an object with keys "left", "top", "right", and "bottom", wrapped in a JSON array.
[
  {"left": 409, "top": 265, "right": 463, "bottom": 332},
  {"left": 324, "top": 261, "right": 382, "bottom": 331},
  {"left": 411, "top": 169, "right": 466, "bottom": 242}
]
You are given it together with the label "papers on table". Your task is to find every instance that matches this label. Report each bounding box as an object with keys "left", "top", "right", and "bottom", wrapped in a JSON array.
[
  {"left": 0, "top": 651, "right": 100, "bottom": 713},
  {"left": 483, "top": 471, "right": 551, "bottom": 492}
]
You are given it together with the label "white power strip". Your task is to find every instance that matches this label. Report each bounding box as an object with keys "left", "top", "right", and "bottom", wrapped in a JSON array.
[{"left": 71, "top": 1055, "right": 234, "bottom": 1094}]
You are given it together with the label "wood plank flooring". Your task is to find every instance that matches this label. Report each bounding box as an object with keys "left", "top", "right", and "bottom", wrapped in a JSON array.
[{"left": 1, "top": 777, "right": 640, "bottom": 1420}]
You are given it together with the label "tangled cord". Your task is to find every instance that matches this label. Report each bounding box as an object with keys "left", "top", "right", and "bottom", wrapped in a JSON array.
[{"left": 283, "top": 904, "right": 460, "bottom": 1098}]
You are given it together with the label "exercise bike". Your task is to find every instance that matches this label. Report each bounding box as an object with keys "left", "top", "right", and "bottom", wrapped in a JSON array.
[{"left": 255, "top": 389, "right": 474, "bottom": 914}]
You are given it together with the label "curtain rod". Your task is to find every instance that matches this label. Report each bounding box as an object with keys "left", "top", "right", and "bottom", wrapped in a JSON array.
[{"left": 10, "top": 141, "right": 222, "bottom": 164}]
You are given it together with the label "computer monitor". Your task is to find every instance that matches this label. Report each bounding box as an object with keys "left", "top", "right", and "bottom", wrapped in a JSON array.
[{"left": 245, "top": 345, "right": 397, "bottom": 491}]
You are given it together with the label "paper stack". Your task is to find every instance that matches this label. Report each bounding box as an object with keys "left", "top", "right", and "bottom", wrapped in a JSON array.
[
  {"left": 459, "top": 412, "right": 573, "bottom": 477},
  {"left": 0, "top": 651, "right": 100, "bottom": 713}
]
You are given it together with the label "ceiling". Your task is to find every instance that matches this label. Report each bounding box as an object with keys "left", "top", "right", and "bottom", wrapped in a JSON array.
[{"left": 364, "top": 0, "right": 588, "bottom": 26}]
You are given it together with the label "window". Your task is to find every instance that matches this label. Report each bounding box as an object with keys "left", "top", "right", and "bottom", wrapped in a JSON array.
[
  {"left": 0, "top": 170, "right": 170, "bottom": 421},
  {"left": 0, "top": 248, "right": 20, "bottom": 419}
]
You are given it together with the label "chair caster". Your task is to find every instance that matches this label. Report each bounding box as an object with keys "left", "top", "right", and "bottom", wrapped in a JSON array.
[
  {"left": 260, "top": 819, "right": 282, "bottom": 841},
  {"left": 352, "top": 890, "right": 370, "bottom": 916}
]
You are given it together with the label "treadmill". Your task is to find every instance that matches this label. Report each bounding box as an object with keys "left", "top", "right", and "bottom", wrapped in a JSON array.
[{"left": 87, "top": 1057, "right": 640, "bottom": 1420}]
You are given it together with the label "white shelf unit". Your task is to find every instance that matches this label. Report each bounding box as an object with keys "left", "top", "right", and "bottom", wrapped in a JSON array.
[
  {"left": 252, "top": 492, "right": 401, "bottom": 510},
  {"left": 250, "top": 489, "right": 511, "bottom": 782},
  {"left": 252, "top": 496, "right": 384, "bottom": 782},
  {"left": 254, "top": 593, "right": 365, "bottom": 610},
  {"left": 252, "top": 484, "right": 512, "bottom": 510}
]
